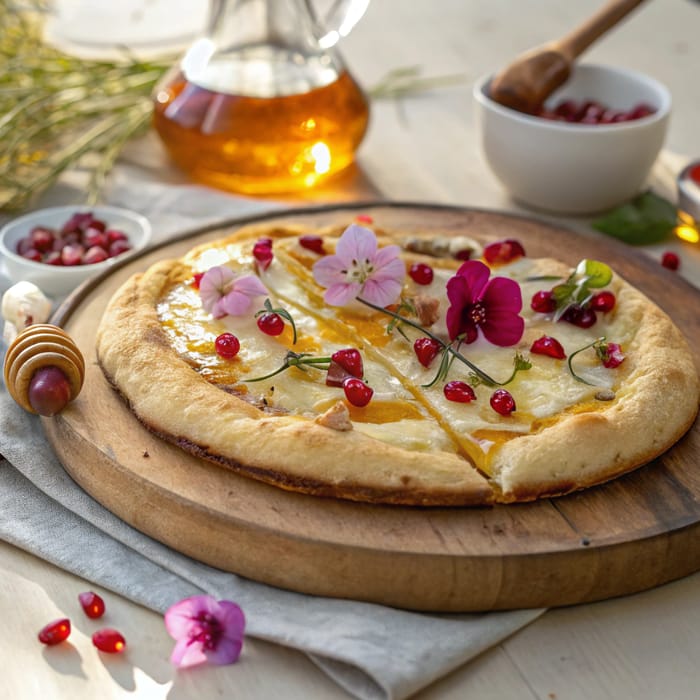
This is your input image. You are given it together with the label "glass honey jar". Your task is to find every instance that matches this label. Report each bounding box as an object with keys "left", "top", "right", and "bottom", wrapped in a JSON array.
[{"left": 152, "top": 0, "right": 371, "bottom": 195}]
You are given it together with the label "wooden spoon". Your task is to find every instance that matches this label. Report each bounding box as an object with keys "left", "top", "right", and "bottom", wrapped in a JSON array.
[{"left": 489, "top": 0, "right": 647, "bottom": 114}]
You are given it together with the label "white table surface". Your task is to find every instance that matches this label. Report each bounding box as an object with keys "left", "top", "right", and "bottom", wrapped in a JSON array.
[{"left": 3, "top": 1, "right": 700, "bottom": 698}]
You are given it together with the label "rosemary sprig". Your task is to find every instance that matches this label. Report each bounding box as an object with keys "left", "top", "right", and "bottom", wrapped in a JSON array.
[
  {"left": 567, "top": 337, "right": 606, "bottom": 385},
  {"left": 356, "top": 296, "right": 530, "bottom": 388},
  {"left": 244, "top": 352, "right": 332, "bottom": 383}
]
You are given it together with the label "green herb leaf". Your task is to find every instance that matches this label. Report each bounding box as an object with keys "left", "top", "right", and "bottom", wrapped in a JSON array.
[
  {"left": 575, "top": 260, "right": 612, "bottom": 288},
  {"left": 591, "top": 191, "right": 677, "bottom": 245}
]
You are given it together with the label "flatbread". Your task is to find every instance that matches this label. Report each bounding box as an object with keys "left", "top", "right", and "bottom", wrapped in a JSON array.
[{"left": 96, "top": 220, "right": 700, "bottom": 505}]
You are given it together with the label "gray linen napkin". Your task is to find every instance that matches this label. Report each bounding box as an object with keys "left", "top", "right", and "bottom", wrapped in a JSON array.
[{"left": 0, "top": 171, "right": 543, "bottom": 700}]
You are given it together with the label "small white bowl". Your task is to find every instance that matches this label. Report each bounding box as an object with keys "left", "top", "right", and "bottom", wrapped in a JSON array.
[
  {"left": 473, "top": 63, "right": 671, "bottom": 214},
  {"left": 0, "top": 205, "right": 151, "bottom": 297}
]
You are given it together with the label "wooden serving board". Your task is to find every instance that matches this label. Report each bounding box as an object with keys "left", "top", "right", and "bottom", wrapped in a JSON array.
[{"left": 44, "top": 203, "right": 700, "bottom": 612}]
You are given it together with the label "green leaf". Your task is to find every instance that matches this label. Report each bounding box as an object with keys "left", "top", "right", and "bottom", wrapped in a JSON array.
[
  {"left": 591, "top": 191, "right": 677, "bottom": 245},
  {"left": 576, "top": 260, "right": 613, "bottom": 288}
]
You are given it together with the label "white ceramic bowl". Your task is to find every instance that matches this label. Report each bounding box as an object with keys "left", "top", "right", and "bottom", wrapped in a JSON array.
[
  {"left": 0, "top": 205, "right": 151, "bottom": 297},
  {"left": 473, "top": 64, "right": 671, "bottom": 214}
]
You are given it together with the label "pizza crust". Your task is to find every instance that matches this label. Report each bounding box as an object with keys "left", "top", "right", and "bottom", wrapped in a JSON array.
[
  {"left": 493, "top": 278, "right": 700, "bottom": 501},
  {"left": 96, "top": 224, "right": 700, "bottom": 506},
  {"left": 96, "top": 262, "right": 493, "bottom": 507}
]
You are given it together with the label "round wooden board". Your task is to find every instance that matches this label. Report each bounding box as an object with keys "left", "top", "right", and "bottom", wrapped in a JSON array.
[{"left": 43, "top": 203, "right": 700, "bottom": 612}]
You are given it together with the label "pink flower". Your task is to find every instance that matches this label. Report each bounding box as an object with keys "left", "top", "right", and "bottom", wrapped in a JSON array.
[
  {"left": 164, "top": 595, "right": 245, "bottom": 669},
  {"left": 312, "top": 224, "right": 405, "bottom": 307},
  {"left": 199, "top": 266, "right": 268, "bottom": 318},
  {"left": 445, "top": 260, "right": 524, "bottom": 346}
]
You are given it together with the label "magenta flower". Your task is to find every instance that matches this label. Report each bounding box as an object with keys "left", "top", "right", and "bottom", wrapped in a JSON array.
[
  {"left": 164, "top": 595, "right": 245, "bottom": 669},
  {"left": 312, "top": 224, "right": 405, "bottom": 307},
  {"left": 199, "top": 266, "right": 268, "bottom": 318},
  {"left": 445, "top": 260, "right": 524, "bottom": 346}
]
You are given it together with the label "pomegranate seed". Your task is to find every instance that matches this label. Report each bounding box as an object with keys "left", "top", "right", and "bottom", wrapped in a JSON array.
[
  {"left": 253, "top": 239, "right": 273, "bottom": 270},
  {"left": 483, "top": 239, "right": 526, "bottom": 265},
  {"left": 661, "top": 251, "right": 680, "bottom": 271},
  {"left": 192, "top": 272, "right": 205, "bottom": 289},
  {"left": 602, "top": 342, "right": 625, "bottom": 369},
  {"left": 61, "top": 212, "right": 93, "bottom": 234},
  {"left": 28, "top": 366, "right": 72, "bottom": 416},
  {"left": 628, "top": 103, "right": 655, "bottom": 119},
  {"left": 590, "top": 291, "right": 616, "bottom": 312},
  {"left": 21, "top": 247, "right": 42, "bottom": 262},
  {"left": 299, "top": 235, "right": 325, "bottom": 255},
  {"left": 92, "top": 629, "right": 126, "bottom": 654},
  {"left": 38, "top": 618, "right": 71, "bottom": 646},
  {"left": 215, "top": 332, "right": 241, "bottom": 359},
  {"left": 530, "top": 290, "right": 556, "bottom": 314},
  {"left": 454, "top": 249, "right": 472, "bottom": 261},
  {"left": 257, "top": 312, "right": 284, "bottom": 336},
  {"left": 106, "top": 229, "right": 128, "bottom": 244},
  {"left": 530, "top": 336, "right": 566, "bottom": 359},
  {"left": 89, "top": 219, "right": 107, "bottom": 232},
  {"left": 409, "top": 262, "right": 434, "bottom": 285},
  {"left": 414, "top": 337, "right": 442, "bottom": 367},
  {"left": 553, "top": 99, "right": 578, "bottom": 120},
  {"left": 61, "top": 244, "right": 84, "bottom": 266},
  {"left": 327, "top": 349, "right": 363, "bottom": 387},
  {"left": 562, "top": 304, "right": 597, "bottom": 328},
  {"left": 490, "top": 389, "right": 516, "bottom": 416},
  {"left": 30, "top": 227, "right": 55, "bottom": 252},
  {"left": 355, "top": 214, "right": 373, "bottom": 224},
  {"left": 83, "top": 245, "right": 109, "bottom": 265},
  {"left": 342, "top": 377, "right": 373, "bottom": 407},
  {"left": 78, "top": 591, "right": 106, "bottom": 619},
  {"left": 45, "top": 251, "right": 64, "bottom": 266},
  {"left": 16, "top": 237, "right": 34, "bottom": 255},
  {"left": 82, "top": 228, "right": 108, "bottom": 249},
  {"left": 331, "top": 348, "right": 363, "bottom": 378},
  {"left": 539, "top": 99, "right": 655, "bottom": 124},
  {"left": 444, "top": 381, "right": 476, "bottom": 403},
  {"left": 108, "top": 240, "right": 132, "bottom": 257},
  {"left": 689, "top": 164, "right": 700, "bottom": 186}
]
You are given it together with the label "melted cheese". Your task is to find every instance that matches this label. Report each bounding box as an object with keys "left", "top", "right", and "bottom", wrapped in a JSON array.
[{"left": 159, "top": 234, "right": 635, "bottom": 469}]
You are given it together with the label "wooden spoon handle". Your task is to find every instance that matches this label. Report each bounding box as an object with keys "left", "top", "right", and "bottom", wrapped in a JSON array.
[{"left": 555, "top": 0, "right": 647, "bottom": 60}]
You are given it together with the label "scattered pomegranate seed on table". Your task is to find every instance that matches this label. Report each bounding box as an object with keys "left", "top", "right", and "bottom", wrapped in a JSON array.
[
  {"left": 38, "top": 618, "right": 71, "bottom": 646},
  {"left": 92, "top": 629, "right": 126, "bottom": 653},
  {"left": 661, "top": 251, "right": 680, "bottom": 271},
  {"left": 78, "top": 591, "right": 106, "bottom": 619}
]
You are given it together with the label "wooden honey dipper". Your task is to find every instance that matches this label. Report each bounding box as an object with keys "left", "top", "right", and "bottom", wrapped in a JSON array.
[
  {"left": 489, "top": 0, "right": 647, "bottom": 114},
  {"left": 3, "top": 324, "right": 85, "bottom": 416}
]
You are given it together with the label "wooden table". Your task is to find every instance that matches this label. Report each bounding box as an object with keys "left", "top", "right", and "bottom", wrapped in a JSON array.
[{"left": 4, "top": 1, "right": 700, "bottom": 698}]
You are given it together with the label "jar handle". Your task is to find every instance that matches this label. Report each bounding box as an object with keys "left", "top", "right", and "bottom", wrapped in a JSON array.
[{"left": 306, "top": 0, "right": 370, "bottom": 48}]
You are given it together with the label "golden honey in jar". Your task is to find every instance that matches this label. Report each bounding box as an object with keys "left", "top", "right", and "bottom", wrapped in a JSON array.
[{"left": 152, "top": 1, "right": 371, "bottom": 195}]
